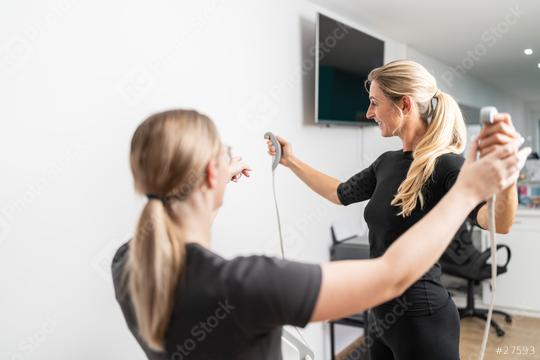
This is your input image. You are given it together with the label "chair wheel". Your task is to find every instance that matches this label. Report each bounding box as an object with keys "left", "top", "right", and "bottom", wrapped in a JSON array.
[
  {"left": 496, "top": 328, "right": 505, "bottom": 337},
  {"left": 504, "top": 315, "right": 512, "bottom": 324}
]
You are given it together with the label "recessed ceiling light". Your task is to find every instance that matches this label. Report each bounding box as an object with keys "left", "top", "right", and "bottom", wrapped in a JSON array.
[
  {"left": 524, "top": 48, "right": 533, "bottom": 55},
  {"left": 538, "top": 62, "right": 540, "bottom": 69}
]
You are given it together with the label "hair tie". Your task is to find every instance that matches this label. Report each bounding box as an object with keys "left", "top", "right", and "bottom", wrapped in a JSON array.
[
  {"left": 146, "top": 194, "right": 165, "bottom": 202},
  {"left": 427, "top": 91, "right": 440, "bottom": 124},
  {"left": 431, "top": 96, "right": 438, "bottom": 112}
]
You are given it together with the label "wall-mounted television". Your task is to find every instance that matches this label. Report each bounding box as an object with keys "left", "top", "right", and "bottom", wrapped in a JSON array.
[{"left": 315, "top": 13, "right": 384, "bottom": 126}]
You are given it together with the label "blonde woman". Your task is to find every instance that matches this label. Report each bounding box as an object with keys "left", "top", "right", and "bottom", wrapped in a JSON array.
[
  {"left": 266, "top": 60, "right": 524, "bottom": 359},
  {"left": 112, "top": 109, "right": 528, "bottom": 359}
]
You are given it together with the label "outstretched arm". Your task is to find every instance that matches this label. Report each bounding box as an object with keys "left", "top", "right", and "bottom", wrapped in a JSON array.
[{"left": 288, "top": 156, "right": 342, "bottom": 205}]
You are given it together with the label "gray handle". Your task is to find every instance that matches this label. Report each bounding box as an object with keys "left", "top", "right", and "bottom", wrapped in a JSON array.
[
  {"left": 264, "top": 132, "right": 282, "bottom": 171},
  {"left": 480, "top": 106, "right": 498, "bottom": 126}
]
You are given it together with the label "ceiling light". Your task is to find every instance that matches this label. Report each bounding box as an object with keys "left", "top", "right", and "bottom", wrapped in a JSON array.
[{"left": 524, "top": 48, "right": 533, "bottom": 55}]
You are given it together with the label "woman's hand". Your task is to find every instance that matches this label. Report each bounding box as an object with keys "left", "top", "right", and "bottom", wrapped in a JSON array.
[
  {"left": 457, "top": 136, "right": 530, "bottom": 202},
  {"left": 229, "top": 156, "right": 252, "bottom": 182},
  {"left": 265, "top": 135, "right": 295, "bottom": 167},
  {"left": 477, "top": 113, "right": 521, "bottom": 157},
  {"left": 475, "top": 113, "right": 526, "bottom": 232}
]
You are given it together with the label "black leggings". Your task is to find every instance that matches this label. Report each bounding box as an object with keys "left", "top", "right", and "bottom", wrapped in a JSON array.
[{"left": 366, "top": 297, "right": 460, "bottom": 360}]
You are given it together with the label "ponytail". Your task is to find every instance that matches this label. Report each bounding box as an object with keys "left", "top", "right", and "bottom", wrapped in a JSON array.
[
  {"left": 126, "top": 199, "right": 185, "bottom": 351},
  {"left": 391, "top": 91, "right": 466, "bottom": 216}
]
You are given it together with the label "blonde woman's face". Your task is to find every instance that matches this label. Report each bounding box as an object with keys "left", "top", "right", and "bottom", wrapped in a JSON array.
[{"left": 366, "top": 81, "right": 402, "bottom": 137}]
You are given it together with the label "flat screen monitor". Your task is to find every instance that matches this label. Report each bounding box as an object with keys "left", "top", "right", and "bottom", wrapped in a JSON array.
[{"left": 316, "top": 13, "right": 385, "bottom": 126}]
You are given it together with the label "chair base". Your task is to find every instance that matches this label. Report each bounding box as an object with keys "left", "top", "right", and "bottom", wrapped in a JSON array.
[
  {"left": 457, "top": 280, "right": 512, "bottom": 337},
  {"left": 458, "top": 307, "right": 512, "bottom": 337}
]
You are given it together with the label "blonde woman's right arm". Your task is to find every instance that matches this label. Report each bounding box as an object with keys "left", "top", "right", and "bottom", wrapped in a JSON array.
[
  {"left": 266, "top": 135, "right": 341, "bottom": 204},
  {"left": 310, "top": 139, "right": 530, "bottom": 322}
]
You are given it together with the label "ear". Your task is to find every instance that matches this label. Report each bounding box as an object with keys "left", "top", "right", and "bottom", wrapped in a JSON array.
[
  {"left": 400, "top": 96, "right": 412, "bottom": 115},
  {"left": 205, "top": 158, "right": 219, "bottom": 189}
]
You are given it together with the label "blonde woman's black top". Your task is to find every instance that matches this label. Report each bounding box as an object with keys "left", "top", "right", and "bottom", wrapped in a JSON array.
[
  {"left": 337, "top": 150, "right": 483, "bottom": 316},
  {"left": 112, "top": 241, "right": 321, "bottom": 360}
]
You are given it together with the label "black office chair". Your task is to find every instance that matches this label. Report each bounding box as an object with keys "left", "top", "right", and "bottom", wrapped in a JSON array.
[{"left": 440, "top": 220, "right": 512, "bottom": 337}]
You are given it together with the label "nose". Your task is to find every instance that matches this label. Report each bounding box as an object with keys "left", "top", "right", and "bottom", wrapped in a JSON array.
[{"left": 366, "top": 105, "right": 375, "bottom": 120}]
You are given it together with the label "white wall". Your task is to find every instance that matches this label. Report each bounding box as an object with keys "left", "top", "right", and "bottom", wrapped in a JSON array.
[
  {"left": 0, "top": 1, "right": 532, "bottom": 359},
  {"left": 0, "top": 0, "right": 400, "bottom": 358},
  {"left": 407, "top": 47, "right": 529, "bottom": 134},
  {"left": 526, "top": 110, "right": 540, "bottom": 153}
]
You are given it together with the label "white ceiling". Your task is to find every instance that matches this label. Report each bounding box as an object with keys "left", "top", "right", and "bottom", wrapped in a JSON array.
[{"left": 311, "top": 0, "right": 540, "bottom": 109}]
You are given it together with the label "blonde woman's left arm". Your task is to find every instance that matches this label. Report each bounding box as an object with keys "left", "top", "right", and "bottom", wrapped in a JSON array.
[
  {"left": 475, "top": 113, "right": 521, "bottom": 233},
  {"left": 476, "top": 185, "right": 518, "bottom": 233}
]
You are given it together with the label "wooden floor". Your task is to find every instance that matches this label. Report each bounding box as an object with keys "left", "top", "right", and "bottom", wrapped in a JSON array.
[
  {"left": 460, "top": 313, "right": 540, "bottom": 360},
  {"left": 336, "top": 314, "right": 540, "bottom": 360}
]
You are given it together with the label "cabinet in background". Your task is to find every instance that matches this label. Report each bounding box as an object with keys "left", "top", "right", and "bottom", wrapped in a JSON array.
[{"left": 482, "top": 210, "right": 540, "bottom": 313}]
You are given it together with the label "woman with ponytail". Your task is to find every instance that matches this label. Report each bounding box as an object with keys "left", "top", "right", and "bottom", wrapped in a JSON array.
[
  {"left": 266, "top": 60, "right": 524, "bottom": 359},
  {"left": 113, "top": 108, "right": 528, "bottom": 359}
]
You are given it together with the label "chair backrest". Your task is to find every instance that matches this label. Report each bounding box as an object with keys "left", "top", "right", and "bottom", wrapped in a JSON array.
[
  {"left": 441, "top": 220, "right": 477, "bottom": 265},
  {"left": 441, "top": 219, "right": 512, "bottom": 281}
]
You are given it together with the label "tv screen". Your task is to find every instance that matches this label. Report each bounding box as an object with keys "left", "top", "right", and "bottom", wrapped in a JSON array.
[{"left": 316, "top": 13, "right": 385, "bottom": 125}]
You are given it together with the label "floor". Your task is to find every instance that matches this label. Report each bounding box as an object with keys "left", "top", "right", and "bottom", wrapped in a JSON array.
[
  {"left": 336, "top": 313, "right": 540, "bottom": 360},
  {"left": 460, "top": 313, "right": 540, "bottom": 360}
]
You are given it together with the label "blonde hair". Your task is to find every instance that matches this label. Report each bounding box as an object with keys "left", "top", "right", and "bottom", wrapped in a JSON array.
[
  {"left": 367, "top": 60, "right": 466, "bottom": 217},
  {"left": 125, "top": 109, "right": 221, "bottom": 351}
]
